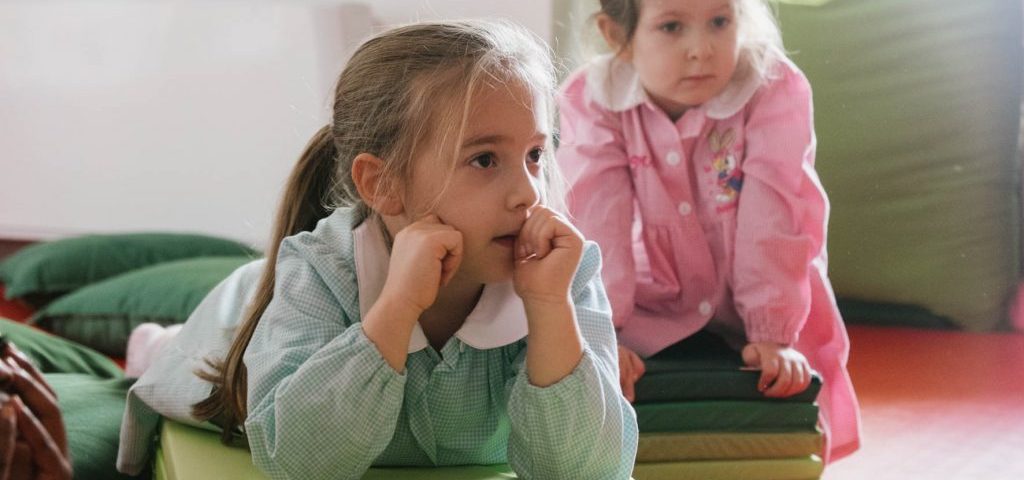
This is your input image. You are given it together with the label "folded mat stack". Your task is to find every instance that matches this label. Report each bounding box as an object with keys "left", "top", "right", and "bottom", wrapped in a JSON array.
[{"left": 631, "top": 332, "right": 824, "bottom": 480}]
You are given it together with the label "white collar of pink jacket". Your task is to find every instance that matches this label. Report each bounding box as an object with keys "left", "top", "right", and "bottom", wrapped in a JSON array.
[{"left": 582, "top": 52, "right": 766, "bottom": 120}]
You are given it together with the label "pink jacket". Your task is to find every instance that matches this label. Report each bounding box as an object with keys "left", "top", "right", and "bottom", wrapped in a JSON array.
[{"left": 557, "top": 54, "right": 861, "bottom": 462}]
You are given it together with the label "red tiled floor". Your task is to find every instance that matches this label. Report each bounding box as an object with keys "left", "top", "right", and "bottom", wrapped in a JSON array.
[{"left": 824, "top": 325, "right": 1024, "bottom": 479}]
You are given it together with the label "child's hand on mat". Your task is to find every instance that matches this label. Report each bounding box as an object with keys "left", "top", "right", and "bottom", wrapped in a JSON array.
[
  {"left": 741, "top": 342, "right": 812, "bottom": 398},
  {"left": 384, "top": 214, "right": 464, "bottom": 314},
  {"left": 0, "top": 343, "right": 72, "bottom": 480},
  {"left": 513, "top": 206, "right": 584, "bottom": 306},
  {"left": 618, "top": 344, "right": 646, "bottom": 403}
]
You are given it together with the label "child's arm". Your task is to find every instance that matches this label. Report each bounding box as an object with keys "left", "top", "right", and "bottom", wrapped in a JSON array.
[
  {"left": 513, "top": 207, "right": 584, "bottom": 386},
  {"left": 362, "top": 215, "right": 462, "bottom": 372},
  {"left": 731, "top": 63, "right": 824, "bottom": 392},
  {"left": 506, "top": 231, "right": 638, "bottom": 479},
  {"left": 556, "top": 71, "right": 637, "bottom": 333},
  {"left": 243, "top": 237, "right": 406, "bottom": 480}
]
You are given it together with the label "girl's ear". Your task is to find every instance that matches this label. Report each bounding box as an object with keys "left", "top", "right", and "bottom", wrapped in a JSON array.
[
  {"left": 597, "top": 13, "right": 632, "bottom": 61},
  {"left": 351, "top": 153, "right": 404, "bottom": 216}
]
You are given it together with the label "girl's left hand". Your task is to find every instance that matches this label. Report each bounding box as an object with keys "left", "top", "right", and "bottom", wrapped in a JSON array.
[
  {"left": 512, "top": 206, "right": 584, "bottom": 306},
  {"left": 741, "top": 342, "right": 812, "bottom": 398}
]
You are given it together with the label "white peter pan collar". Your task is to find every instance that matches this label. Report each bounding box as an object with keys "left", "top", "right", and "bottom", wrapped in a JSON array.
[
  {"left": 352, "top": 218, "right": 528, "bottom": 353},
  {"left": 583, "top": 53, "right": 762, "bottom": 120}
]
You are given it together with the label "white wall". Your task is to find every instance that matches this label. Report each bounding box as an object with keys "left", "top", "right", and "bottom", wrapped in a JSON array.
[{"left": 0, "top": 0, "right": 553, "bottom": 248}]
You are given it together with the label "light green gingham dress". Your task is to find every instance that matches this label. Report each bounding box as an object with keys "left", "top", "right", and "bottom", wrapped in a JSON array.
[{"left": 243, "top": 207, "right": 638, "bottom": 479}]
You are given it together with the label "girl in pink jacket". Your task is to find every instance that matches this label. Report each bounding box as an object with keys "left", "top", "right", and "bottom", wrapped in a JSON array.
[{"left": 557, "top": 0, "right": 861, "bottom": 462}]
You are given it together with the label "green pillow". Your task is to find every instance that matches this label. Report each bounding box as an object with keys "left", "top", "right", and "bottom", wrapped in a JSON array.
[
  {"left": 0, "top": 233, "right": 257, "bottom": 303},
  {"left": 777, "top": 0, "right": 1022, "bottom": 330},
  {"left": 0, "top": 317, "right": 123, "bottom": 378},
  {"left": 32, "top": 256, "right": 252, "bottom": 356},
  {"left": 46, "top": 373, "right": 141, "bottom": 480}
]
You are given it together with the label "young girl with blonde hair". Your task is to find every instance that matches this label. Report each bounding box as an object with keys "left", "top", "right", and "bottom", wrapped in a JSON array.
[
  {"left": 119, "top": 19, "right": 637, "bottom": 479},
  {"left": 557, "top": 0, "right": 860, "bottom": 462}
]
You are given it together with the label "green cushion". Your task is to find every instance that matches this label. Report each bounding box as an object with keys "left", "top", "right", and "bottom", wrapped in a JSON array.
[
  {"left": 33, "top": 256, "right": 251, "bottom": 356},
  {"left": 636, "top": 431, "right": 822, "bottom": 462},
  {"left": 777, "top": 0, "right": 1023, "bottom": 330},
  {"left": 0, "top": 233, "right": 257, "bottom": 302},
  {"left": 635, "top": 401, "right": 819, "bottom": 434},
  {"left": 635, "top": 332, "right": 822, "bottom": 404},
  {"left": 632, "top": 456, "right": 823, "bottom": 480},
  {"left": 158, "top": 420, "right": 522, "bottom": 480},
  {"left": 46, "top": 373, "right": 140, "bottom": 480},
  {"left": 0, "top": 317, "right": 122, "bottom": 378}
]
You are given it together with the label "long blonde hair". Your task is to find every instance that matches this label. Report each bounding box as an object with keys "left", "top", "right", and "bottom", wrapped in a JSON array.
[
  {"left": 193, "top": 19, "right": 560, "bottom": 443},
  {"left": 598, "top": 0, "right": 786, "bottom": 87}
]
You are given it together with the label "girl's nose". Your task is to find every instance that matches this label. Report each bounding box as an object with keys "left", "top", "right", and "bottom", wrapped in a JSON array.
[
  {"left": 686, "top": 36, "right": 713, "bottom": 60},
  {"left": 508, "top": 163, "right": 541, "bottom": 211}
]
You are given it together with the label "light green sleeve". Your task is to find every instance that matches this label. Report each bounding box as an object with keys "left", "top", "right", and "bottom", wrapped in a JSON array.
[
  {"left": 506, "top": 243, "right": 639, "bottom": 479},
  {"left": 243, "top": 239, "right": 406, "bottom": 480}
]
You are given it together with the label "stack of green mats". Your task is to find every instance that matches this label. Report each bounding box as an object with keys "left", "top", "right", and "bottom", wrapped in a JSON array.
[{"left": 630, "top": 332, "right": 824, "bottom": 480}]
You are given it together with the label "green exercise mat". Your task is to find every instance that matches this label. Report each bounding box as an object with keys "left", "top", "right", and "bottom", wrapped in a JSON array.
[
  {"left": 635, "top": 331, "right": 822, "bottom": 404},
  {"left": 632, "top": 456, "right": 823, "bottom": 480},
  {"left": 636, "top": 431, "right": 822, "bottom": 462},
  {"left": 635, "top": 401, "right": 819, "bottom": 433},
  {"left": 157, "top": 420, "right": 635, "bottom": 480}
]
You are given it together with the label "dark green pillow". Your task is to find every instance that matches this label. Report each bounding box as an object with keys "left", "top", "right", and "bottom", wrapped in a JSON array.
[
  {"left": 46, "top": 373, "right": 141, "bottom": 480},
  {"left": 32, "top": 256, "right": 252, "bottom": 356},
  {"left": 0, "top": 233, "right": 257, "bottom": 303},
  {"left": 0, "top": 317, "right": 123, "bottom": 379}
]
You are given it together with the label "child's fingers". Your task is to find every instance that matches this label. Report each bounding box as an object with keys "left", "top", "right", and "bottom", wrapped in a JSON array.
[
  {"left": 794, "top": 362, "right": 812, "bottom": 395},
  {"left": 628, "top": 349, "right": 646, "bottom": 379},
  {"left": 5, "top": 367, "right": 66, "bottom": 455},
  {"left": 12, "top": 396, "right": 72, "bottom": 479},
  {"left": 741, "top": 344, "right": 761, "bottom": 367},
  {"left": 10, "top": 441, "right": 31, "bottom": 480},
  {"left": 765, "top": 361, "right": 794, "bottom": 398},
  {"left": 758, "top": 357, "right": 780, "bottom": 393},
  {"left": 620, "top": 371, "right": 636, "bottom": 403},
  {"left": 437, "top": 231, "right": 463, "bottom": 287},
  {"left": 4, "top": 347, "right": 54, "bottom": 398},
  {"left": 617, "top": 350, "right": 636, "bottom": 402},
  {"left": 0, "top": 394, "right": 16, "bottom": 480},
  {"left": 518, "top": 209, "right": 581, "bottom": 261},
  {"left": 530, "top": 217, "right": 557, "bottom": 260}
]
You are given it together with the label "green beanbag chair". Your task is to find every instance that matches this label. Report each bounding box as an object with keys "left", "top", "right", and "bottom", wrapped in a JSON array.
[{"left": 777, "top": 0, "right": 1023, "bottom": 330}]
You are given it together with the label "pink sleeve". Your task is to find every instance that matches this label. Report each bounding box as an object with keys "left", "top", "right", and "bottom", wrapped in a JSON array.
[
  {"left": 556, "top": 71, "right": 636, "bottom": 331},
  {"left": 733, "top": 64, "right": 827, "bottom": 345}
]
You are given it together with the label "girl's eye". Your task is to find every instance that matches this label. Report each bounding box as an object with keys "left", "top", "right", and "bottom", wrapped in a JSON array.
[
  {"left": 711, "top": 15, "right": 731, "bottom": 29},
  {"left": 469, "top": 153, "right": 497, "bottom": 169},
  {"left": 658, "top": 21, "right": 682, "bottom": 33},
  {"left": 527, "top": 147, "right": 544, "bottom": 164}
]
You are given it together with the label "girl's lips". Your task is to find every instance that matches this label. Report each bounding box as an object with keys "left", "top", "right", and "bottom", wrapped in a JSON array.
[
  {"left": 682, "top": 75, "right": 713, "bottom": 82},
  {"left": 493, "top": 235, "right": 516, "bottom": 248}
]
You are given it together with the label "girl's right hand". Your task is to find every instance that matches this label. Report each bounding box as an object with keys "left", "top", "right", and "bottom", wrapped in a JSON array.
[
  {"left": 618, "top": 344, "right": 646, "bottom": 403},
  {"left": 380, "top": 215, "right": 463, "bottom": 315}
]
